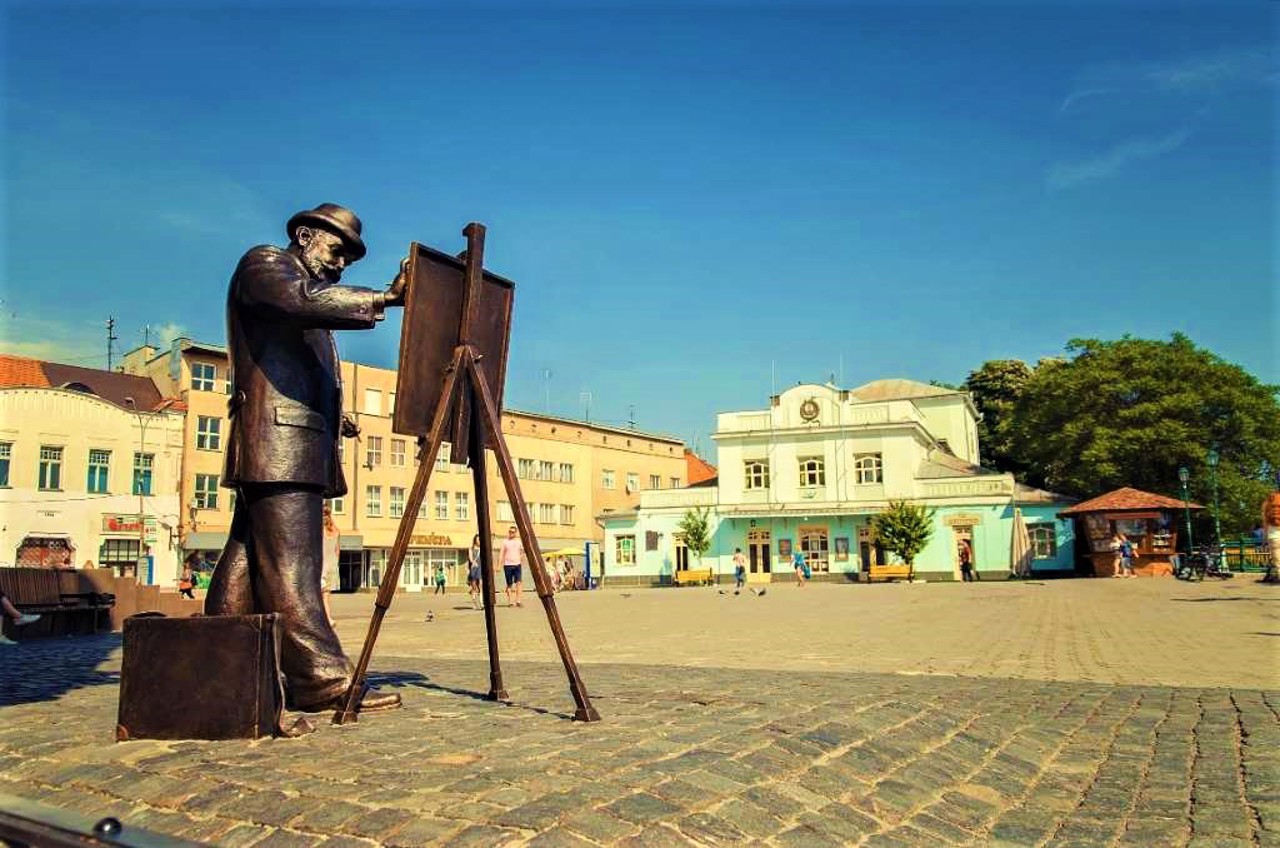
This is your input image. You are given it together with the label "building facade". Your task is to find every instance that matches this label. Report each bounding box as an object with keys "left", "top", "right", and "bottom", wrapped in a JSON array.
[
  {"left": 0, "top": 356, "right": 185, "bottom": 586},
  {"left": 602, "top": 380, "right": 1075, "bottom": 584},
  {"left": 121, "top": 339, "right": 688, "bottom": 591}
]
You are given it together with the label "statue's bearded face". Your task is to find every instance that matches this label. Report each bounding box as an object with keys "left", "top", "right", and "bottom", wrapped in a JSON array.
[{"left": 297, "top": 227, "right": 350, "bottom": 283}]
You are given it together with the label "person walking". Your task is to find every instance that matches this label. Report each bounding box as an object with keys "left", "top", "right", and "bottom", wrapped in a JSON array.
[
  {"left": 1118, "top": 534, "right": 1136, "bottom": 578},
  {"left": 733, "top": 548, "right": 747, "bottom": 591},
  {"left": 178, "top": 555, "right": 198, "bottom": 599},
  {"left": 321, "top": 504, "right": 341, "bottom": 626},
  {"left": 793, "top": 549, "right": 809, "bottom": 587},
  {"left": 1263, "top": 491, "right": 1280, "bottom": 584},
  {"left": 500, "top": 526, "right": 525, "bottom": 607},
  {"left": 432, "top": 562, "right": 447, "bottom": 595},
  {"left": 1110, "top": 531, "right": 1125, "bottom": 578},
  {"left": 958, "top": 538, "right": 974, "bottom": 582},
  {"left": 467, "top": 535, "right": 483, "bottom": 608}
]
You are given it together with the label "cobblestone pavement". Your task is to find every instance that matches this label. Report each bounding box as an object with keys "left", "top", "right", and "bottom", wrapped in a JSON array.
[{"left": 1, "top": 579, "right": 1276, "bottom": 846}]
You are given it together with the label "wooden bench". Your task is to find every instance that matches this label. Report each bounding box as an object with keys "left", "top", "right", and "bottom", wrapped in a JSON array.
[
  {"left": 673, "top": 568, "right": 714, "bottom": 586},
  {"left": 0, "top": 568, "right": 115, "bottom": 638}
]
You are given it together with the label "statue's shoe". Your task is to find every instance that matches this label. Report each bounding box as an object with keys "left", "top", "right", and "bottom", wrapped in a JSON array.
[{"left": 295, "top": 685, "right": 402, "bottom": 714}]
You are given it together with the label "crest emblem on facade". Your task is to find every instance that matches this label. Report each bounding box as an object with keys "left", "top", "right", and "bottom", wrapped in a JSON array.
[{"left": 799, "top": 398, "right": 820, "bottom": 422}]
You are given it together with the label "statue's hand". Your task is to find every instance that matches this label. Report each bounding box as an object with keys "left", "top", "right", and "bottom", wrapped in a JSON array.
[
  {"left": 384, "top": 258, "right": 409, "bottom": 307},
  {"left": 341, "top": 414, "right": 361, "bottom": 439}
]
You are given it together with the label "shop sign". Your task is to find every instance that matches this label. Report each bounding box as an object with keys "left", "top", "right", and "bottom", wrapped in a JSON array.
[
  {"left": 410, "top": 533, "right": 454, "bottom": 547},
  {"left": 944, "top": 513, "right": 982, "bottom": 527},
  {"left": 101, "top": 514, "right": 159, "bottom": 542}
]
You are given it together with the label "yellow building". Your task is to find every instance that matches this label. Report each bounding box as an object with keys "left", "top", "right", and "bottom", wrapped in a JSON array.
[
  {"left": 122, "top": 339, "right": 686, "bottom": 591},
  {"left": 0, "top": 355, "right": 185, "bottom": 585}
]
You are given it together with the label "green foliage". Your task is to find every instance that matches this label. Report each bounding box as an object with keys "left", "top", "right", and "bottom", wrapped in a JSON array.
[
  {"left": 871, "top": 500, "right": 937, "bottom": 580},
  {"left": 677, "top": 507, "right": 712, "bottom": 566},
  {"left": 1004, "top": 334, "right": 1280, "bottom": 533},
  {"left": 964, "top": 359, "right": 1034, "bottom": 473}
]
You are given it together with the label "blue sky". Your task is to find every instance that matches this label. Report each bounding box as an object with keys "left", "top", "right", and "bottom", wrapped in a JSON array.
[{"left": 3, "top": 1, "right": 1274, "bottom": 451}]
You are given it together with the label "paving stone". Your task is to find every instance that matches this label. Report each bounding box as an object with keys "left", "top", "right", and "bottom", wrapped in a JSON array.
[
  {"left": 525, "top": 827, "right": 597, "bottom": 848},
  {"left": 673, "top": 811, "right": 748, "bottom": 845},
  {"left": 602, "top": 792, "right": 683, "bottom": 824},
  {"left": 562, "top": 809, "right": 639, "bottom": 843},
  {"left": 252, "top": 829, "right": 327, "bottom": 848},
  {"left": 338, "top": 807, "right": 415, "bottom": 841}
]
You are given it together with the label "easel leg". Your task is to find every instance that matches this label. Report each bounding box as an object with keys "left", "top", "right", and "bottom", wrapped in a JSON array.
[
  {"left": 333, "top": 349, "right": 464, "bottom": 725},
  {"left": 469, "top": 391, "right": 508, "bottom": 701},
  {"left": 466, "top": 356, "right": 601, "bottom": 722}
]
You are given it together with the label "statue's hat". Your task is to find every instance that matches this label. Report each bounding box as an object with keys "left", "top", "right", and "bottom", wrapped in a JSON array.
[{"left": 287, "top": 203, "right": 366, "bottom": 260}]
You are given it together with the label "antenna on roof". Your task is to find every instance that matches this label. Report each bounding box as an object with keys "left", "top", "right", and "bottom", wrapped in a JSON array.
[
  {"left": 628, "top": 404, "right": 636, "bottom": 429},
  {"left": 541, "top": 367, "right": 552, "bottom": 413},
  {"left": 580, "top": 390, "right": 592, "bottom": 424},
  {"left": 106, "top": 317, "right": 118, "bottom": 371}
]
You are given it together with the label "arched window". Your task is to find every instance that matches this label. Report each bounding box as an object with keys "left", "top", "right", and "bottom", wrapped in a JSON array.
[
  {"left": 854, "top": 453, "right": 883, "bottom": 484},
  {"left": 798, "top": 457, "right": 825, "bottom": 487}
]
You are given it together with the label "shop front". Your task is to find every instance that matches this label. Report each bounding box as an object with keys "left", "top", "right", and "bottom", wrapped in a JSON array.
[
  {"left": 357, "top": 532, "right": 466, "bottom": 591},
  {"left": 1059, "top": 487, "right": 1202, "bottom": 577}
]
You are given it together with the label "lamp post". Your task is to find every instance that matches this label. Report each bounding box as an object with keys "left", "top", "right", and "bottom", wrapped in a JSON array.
[
  {"left": 1178, "top": 466, "right": 1194, "bottom": 553},
  {"left": 123, "top": 397, "right": 153, "bottom": 582},
  {"left": 1206, "top": 448, "right": 1221, "bottom": 543}
]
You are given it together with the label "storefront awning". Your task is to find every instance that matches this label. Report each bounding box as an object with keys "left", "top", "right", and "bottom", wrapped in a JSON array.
[{"left": 185, "top": 531, "right": 228, "bottom": 550}]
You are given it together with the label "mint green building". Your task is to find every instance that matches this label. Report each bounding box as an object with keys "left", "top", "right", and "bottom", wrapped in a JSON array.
[{"left": 600, "top": 380, "right": 1074, "bottom": 585}]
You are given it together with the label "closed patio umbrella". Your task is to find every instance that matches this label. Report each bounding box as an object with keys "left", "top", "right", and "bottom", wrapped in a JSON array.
[{"left": 1011, "top": 508, "right": 1034, "bottom": 578}]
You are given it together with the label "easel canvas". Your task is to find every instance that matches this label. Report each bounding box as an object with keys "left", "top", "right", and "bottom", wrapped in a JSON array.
[{"left": 336, "top": 224, "right": 599, "bottom": 724}]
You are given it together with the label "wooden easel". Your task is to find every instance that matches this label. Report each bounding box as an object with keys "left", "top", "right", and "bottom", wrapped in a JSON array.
[{"left": 334, "top": 224, "right": 599, "bottom": 724}]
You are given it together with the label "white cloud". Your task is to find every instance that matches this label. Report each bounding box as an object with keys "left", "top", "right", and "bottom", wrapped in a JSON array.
[
  {"left": 1047, "top": 129, "right": 1191, "bottom": 190},
  {"left": 1060, "top": 46, "right": 1274, "bottom": 112},
  {"left": 0, "top": 312, "right": 106, "bottom": 366}
]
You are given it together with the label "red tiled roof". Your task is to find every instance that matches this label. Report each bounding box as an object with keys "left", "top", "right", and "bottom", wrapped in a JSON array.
[
  {"left": 0, "top": 354, "right": 51, "bottom": 388},
  {"left": 1059, "top": 486, "right": 1203, "bottom": 515},
  {"left": 0, "top": 353, "right": 168, "bottom": 411},
  {"left": 685, "top": 448, "right": 717, "bottom": 486}
]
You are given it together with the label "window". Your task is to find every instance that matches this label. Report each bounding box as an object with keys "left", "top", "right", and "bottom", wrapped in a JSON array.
[
  {"left": 649, "top": 474, "right": 661, "bottom": 490},
  {"left": 560, "top": 504, "right": 574, "bottom": 525},
  {"left": 671, "top": 476, "right": 681, "bottom": 489},
  {"left": 39, "top": 446, "right": 63, "bottom": 490},
  {"left": 363, "top": 388, "right": 382, "bottom": 415},
  {"left": 456, "top": 492, "right": 470, "bottom": 521},
  {"left": 195, "top": 473, "right": 219, "bottom": 509},
  {"left": 498, "top": 500, "right": 514, "bottom": 522},
  {"left": 626, "top": 473, "right": 639, "bottom": 493},
  {"left": 366, "top": 485, "right": 382, "bottom": 517},
  {"left": 417, "top": 499, "right": 428, "bottom": 519},
  {"left": 1030, "top": 525, "right": 1058, "bottom": 559},
  {"left": 435, "top": 491, "right": 449, "bottom": 519},
  {"left": 559, "top": 463, "right": 574, "bottom": 483},
  {"left": 602, "top": 469, "right": 615, "bottom": 489},
  {"left": 390, "top": 486, "right": 405, "bottom": 518},
  {"left": 388, "top": 392, "right": 396, "bottom": 416},
  {"left": 538, "top": 502, "right": 555, "bottom": 524},
  {"left": 798, "top": 457, "right": 825, "bottom": 488},
  {"left": 132, "top": 452, "right": 153, "bottom": 495},
  {"left": 0, "top": 442, "right": 10, "bottom": 487},
  {"left": 365, "top": 436, "right": 382, "bottom": 468},
  {"left": 191, "top": 362, "right": 216, "bottom": 391},
  {"left": 854, "top": 453, "right": 883, "bottom": 484},
  {"left": 518, "top": 458, "right": 535, "bottom": 479},
  {"left": 615, "top": 535, "right": 636, "bottom": 566},
  {"left": 87, "top": 449, "right": 111, "bottom": 494},
  {"left": 436, "top": 443, "right": 452, "bottom": 472},
  {"left": 329, "top": 496, "right": 345, "bottom": 514},
  {"left": 539, "top": 460, "right": 555, "bottom": 481},
  {"left": 390, "top": 439, "right": 406, "bottom": 467},
  {"left": 744, "top": 460, "right": 770, "bottom": 490},
  {"left": 197, "top": 416, "right": 222, "bottom": 451}
]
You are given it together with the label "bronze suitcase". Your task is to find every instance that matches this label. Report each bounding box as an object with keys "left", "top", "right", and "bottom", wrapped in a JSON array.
[{"left": 116, "top": 614, "right": 285, "bottom": 741}]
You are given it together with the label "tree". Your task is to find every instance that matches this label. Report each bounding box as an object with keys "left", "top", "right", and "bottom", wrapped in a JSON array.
[
  {"left": 1005, "top": 334, "right": 1280, "bottom": 533},
  {"left": 964, "top": 359, "right": 1033, "bottom": 473},
  {"left": 871, "top": 500, "right": 936, "bottom": 582},
  {"left": 677, "top": 507, "right": 712, "bottom": 571}
]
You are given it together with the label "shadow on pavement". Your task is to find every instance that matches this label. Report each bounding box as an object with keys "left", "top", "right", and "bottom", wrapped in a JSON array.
[
  {"left": 0, "top": 633, "right": 121, "bottom": 707},
  {"left": 1172, "top": 597, "right": 1278, "bottom": 602},
  {"left": 368, "top": 669, "right": 570, "bottom": 720}
]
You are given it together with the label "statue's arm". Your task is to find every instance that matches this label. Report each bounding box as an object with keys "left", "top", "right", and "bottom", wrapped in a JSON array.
[{"left": 234, "top": 247, "right": 383, "bottom": 329}]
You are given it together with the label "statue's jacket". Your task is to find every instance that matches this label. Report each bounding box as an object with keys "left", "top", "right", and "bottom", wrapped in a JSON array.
[{"left": 223, "top": 245, "right": 383, "bottom": 498}]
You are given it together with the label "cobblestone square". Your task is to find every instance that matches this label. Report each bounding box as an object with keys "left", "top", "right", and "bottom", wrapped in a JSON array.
[{"left": 1, "top": 578, "right": 1275, "bottom": 846}]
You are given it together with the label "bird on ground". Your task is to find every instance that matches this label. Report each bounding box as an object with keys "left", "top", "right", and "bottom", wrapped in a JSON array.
[
  {"left": 425, "top": 610, "right": 435, "bottom": 622},
  {"left": 750, "top": 587, "right": 767, "bottom": 597}
]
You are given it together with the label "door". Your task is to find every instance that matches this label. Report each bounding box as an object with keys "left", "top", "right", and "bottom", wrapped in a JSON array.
[
  {"left": 799, "top": 525, "right": 829, "bottom": 573},
  {"left": 747, "top": 528, "right": 771, "bottom": 581},
  {"left": 952, "top": 527, "right": 974, "bottom": 579}
]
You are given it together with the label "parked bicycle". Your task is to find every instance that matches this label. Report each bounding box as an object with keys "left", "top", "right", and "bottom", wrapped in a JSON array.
[{"left": 1174, "top": 544, "right": 1233, "bottom": 581}]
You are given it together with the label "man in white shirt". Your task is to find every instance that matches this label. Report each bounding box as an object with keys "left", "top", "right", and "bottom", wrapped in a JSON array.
[{"left": 500, "top": 526, "right": 525, "bottom": 607}]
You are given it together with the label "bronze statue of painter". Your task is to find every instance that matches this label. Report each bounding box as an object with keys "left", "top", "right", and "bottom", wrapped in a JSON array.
[{"left": 206, "top": 203, "right": 407, "bottom": 713}]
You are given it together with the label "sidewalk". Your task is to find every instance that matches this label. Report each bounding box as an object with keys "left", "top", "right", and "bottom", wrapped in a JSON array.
[{"left": 1, "top": 579, "right": 1275, "bottom": 846}]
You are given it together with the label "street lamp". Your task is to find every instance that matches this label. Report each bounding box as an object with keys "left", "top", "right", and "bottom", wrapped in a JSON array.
[
  {"left": 1206, "top": 447, "right": 1221, "bottom": 544},
  {"left": 1178, "top": 466, "right": 1194, "bottom": 553},
  {"left": 123, "top": 397, "right": 153, "bottom": 582}
]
